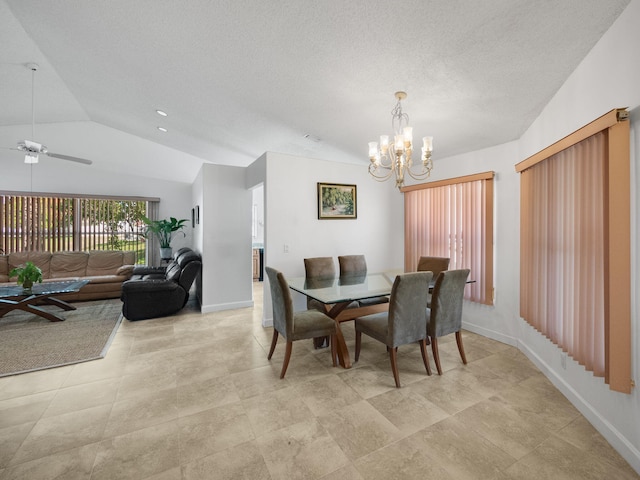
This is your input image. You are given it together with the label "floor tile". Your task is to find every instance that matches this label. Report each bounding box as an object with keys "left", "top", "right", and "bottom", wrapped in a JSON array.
[
  {"left": 367, "top": 385, "right": 450, "bottom": 435},
  {"left": 92, "top": 421, "right": 181, "bottom": 480},
  {"left": 181, "top": 440, "right": 271, "bottom": 480},
  {"left": 0, "top": 443, "right": 99, "bottom": 480},
  {"left": 178, "top": 402, "right": 254, "bottom": 465},
  {"left": 318, "top": 400, "right": 402, "bottom": 460},
  {"left": 9, "top": 404, "right": 111, "bottom": 466},
  {"left": 257, "top": 418, "right": 349, "bottom": 479}
]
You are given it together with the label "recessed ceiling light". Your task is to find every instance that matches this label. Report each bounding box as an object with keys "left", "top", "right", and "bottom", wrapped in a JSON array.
[
  {"left": 156, "top": 110, "right": 168, "bottom": 117},
  {"left": 157, "top": 127, "right": 167, "bottom": 132}
]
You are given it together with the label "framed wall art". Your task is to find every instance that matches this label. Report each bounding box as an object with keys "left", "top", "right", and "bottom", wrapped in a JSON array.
[{"left": 317, "top": 182, "right": 357, "bottom": 219}]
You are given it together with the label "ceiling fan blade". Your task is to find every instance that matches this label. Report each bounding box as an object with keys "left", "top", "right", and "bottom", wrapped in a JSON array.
[{"left": 46, "top": 152, "right": 93, "bottom": 165}]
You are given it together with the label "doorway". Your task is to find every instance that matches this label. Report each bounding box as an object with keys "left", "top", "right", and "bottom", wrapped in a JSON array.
[{"left": 251, "top": 184, "right": 264, "bottom": 282}]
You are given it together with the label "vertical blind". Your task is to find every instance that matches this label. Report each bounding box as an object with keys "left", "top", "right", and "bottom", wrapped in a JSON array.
[
  {"left": 520, "top": 133, "right": 606, "bottom": 375},
  {"left": 516, "top": 108, "right": 631, "bottom": 393},
  {"left": 403, "top": 172, "right": 494, "bottom": 305},
  {"left": 1, "top": 193, "right": 157, "bottom": 265}
]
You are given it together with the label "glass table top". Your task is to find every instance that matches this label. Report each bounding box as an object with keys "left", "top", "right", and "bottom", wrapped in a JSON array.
[
  {"left": 287, "top": 271, "right": 399, "bottom": 304},
  {"left": 0, "top": 280, "right": 90, "bottom": 299}
]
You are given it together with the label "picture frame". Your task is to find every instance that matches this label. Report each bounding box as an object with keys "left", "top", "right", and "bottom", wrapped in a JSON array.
[
  {"left": 317, "top": 182, "right": 357, "bottom": 219},
  {"left": 191, "top": 208, "right": 195, "bottom": 227}
]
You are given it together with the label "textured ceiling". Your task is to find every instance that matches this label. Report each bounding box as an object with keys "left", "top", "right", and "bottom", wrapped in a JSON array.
[{"left": 0, "top": 0, "right": 632, "bottom": 174}]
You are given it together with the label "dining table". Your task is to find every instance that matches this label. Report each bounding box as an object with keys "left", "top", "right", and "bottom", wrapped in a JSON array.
[{"left": 287, "top": 271, "right": 400, "bottom": 368}]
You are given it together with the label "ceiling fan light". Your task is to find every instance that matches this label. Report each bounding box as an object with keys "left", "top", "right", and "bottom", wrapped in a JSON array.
[{"left": 24, "top": 152, "right": 39, "bottom": 164}]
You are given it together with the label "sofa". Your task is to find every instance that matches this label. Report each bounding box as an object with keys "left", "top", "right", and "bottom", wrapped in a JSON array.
[
  {"left": 0, "top": 250, "right": 136, "bottom": 301},
  {"left": 121, "top": 247, "right": 201, "bottom": 321}
]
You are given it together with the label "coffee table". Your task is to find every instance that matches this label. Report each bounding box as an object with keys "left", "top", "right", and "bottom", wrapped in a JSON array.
[{"left": 0, "top": 280, "right": 90, "bottom": 322}]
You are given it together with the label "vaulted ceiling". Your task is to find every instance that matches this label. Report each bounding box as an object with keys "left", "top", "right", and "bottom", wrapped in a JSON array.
[{"left": 0, "top": 0, "right": 631, "bottom": 182}]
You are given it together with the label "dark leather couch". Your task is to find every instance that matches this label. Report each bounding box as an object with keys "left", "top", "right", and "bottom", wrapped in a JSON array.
[{"left": 121, "top": 247, "right": 201, "bottom": 320}]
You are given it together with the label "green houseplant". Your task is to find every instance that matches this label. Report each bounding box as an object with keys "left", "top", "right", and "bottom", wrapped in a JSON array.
[
  {"left": 9, "top": 261, "right": 43, "bottom": 292},
  {"left": 141, "top": 215, "right": 188, "bottom": 259}
]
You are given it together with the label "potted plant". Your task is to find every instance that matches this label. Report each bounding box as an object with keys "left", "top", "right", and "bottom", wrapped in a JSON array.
[
  {"left": 9, "top": 261, "right": 43, "bottom": 293},
  {"left": 141, "top": 215, "right": 188, "bottom": 260}
]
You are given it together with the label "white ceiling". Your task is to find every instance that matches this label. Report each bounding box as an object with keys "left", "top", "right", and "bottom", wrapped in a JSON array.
[{"left": 0, "top": 0, "right": 631, "bottom": 178}]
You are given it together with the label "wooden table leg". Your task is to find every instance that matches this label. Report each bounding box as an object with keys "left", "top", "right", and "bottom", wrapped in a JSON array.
[
  {"left": 0, "top": 295, "right": 73, "bottom": 322},
  {"left": 38, "top": 296, "right": 77, "bottom": 311},
  {"left": 327, "top": 302, "right": 352, "bottom": 369}
]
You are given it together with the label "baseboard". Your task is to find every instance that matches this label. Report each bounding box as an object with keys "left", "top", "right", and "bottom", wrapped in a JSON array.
[
  {"left": 461, "top": 321, "right": 518, "bottom": 347},
  {"left": 517, "top": 340, "right": 640, "bottom": 474},
  {"left": 201, "top": 300, "right": 254, "bottom": 313}
]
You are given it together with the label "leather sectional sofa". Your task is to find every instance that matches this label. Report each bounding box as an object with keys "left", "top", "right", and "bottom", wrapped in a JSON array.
[{"left": 0, "top": 250, "right": 136, "bottom": 301}]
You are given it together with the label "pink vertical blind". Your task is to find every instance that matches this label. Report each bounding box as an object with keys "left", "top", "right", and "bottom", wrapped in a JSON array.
[
  {"left": 403, "top": 172, "right": 494, "bottom": 305},
  {"left": 520, "top": 133, "right": 606, "bottom": 375},
  {"left": 516, "top": 108, "right": 631, "bottom": 393}
]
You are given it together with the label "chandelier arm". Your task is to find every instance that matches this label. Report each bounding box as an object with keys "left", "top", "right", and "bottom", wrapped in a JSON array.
[
  {"left": 368, "top": 163, "right": 395, "bottom": 181},
  {"left": 376, "top": 154, "right": 395, "bottom": 169},
  {"left": 405, "top": 161, "right": 434, "bottom": 181}
]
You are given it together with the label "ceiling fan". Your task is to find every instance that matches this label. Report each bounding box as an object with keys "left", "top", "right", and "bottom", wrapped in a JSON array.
[{"left": 5, "top": 63, "right": 92, "bottom": 166}]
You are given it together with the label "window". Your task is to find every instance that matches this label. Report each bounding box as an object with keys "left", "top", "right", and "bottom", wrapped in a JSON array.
[
  {"left": 402, "top": 171, "right": 494, "bottom": 305},
  {"left": 0, "top": 192, "right": 158, "bottom": 264},
  {"left": 516, "top": 108, "right": 631, "bottom": 393}
]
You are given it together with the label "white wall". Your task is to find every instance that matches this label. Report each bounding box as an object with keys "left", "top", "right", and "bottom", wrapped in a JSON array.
[
  {"left": 191, "top": 168, "right": 204, "bottom": 304},
  {"left": 423, "top": 0, "right": 640, "bottom": 471},
  {"left": 199, "top": 163, "right": 253, "bottom": 312},
  {"left": 262, "top": 151, "right": 404, "bottom": 324}
]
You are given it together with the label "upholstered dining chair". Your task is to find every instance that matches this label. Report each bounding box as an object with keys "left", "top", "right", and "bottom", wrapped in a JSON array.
[
  {"left": 416, "top": 256, "right": 450, "bottom": 278},
  {"left": 427, "top": 268, "right": 470, "bottom": 375},
  {"left": 338, "top": 254, "right": 389, "bottom": 307},
  {"left": 303, "top": 256, "right": 336, "bottom": 312},
  {"left": 265, "top": 266, "right": 337, "bottom": 378},
  {"left": 354, "top": 271, "right": 433, "bottom": 388}
]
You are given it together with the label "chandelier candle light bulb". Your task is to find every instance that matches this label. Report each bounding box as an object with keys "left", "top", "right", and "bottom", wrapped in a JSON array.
[{"left": 368, "top": 91, "right": 434, "bottom": 189}]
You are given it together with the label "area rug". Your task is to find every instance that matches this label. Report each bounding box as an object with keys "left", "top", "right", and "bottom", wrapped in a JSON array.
[{"left": 0, "top": 299, "right": 123, "bottom": 377}]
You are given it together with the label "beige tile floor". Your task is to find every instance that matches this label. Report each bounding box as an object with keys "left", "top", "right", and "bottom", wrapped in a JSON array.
[{"left": 0, "top": 283, "right": 638, "bottom": 479}]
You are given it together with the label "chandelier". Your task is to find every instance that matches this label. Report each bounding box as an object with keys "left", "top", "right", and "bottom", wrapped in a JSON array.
[{"left": 368, "top": 91, "right": 433, "bottom": 189}]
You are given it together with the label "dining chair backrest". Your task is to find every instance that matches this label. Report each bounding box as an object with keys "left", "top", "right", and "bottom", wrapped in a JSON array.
[
  {"left": 265, "top": 266, "right": 294, "bottom": 339},
  {"left": 417, "top": 256, "right": 450, "bottom": 278},
  {"left": 304, "top": 257, "right": 335, "bottom": 279},
  {"left": 428, "top": 269, "right": 470, "bottom": 338},
  {"left": 388, "top": 271, "right": 433, "bottom": 347},
  {"left": 303, "top": 257, "right": 335, "bottom": 311},
  {"left": 338, "top": 255, "right": 367, "bottom": 276}
]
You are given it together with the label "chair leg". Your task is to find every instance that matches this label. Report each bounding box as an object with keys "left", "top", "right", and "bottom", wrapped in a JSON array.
[
  {"left": 280, "top": 341, "right": 293, "bottom": 379},
  {"left": 267, "top": 330, "right": 278, "bottom": 360},
  {"left": 330, "top": 334, "right": 337, "bottom": 367},
  {"left": 431, "top": 336, "right": 443, "bottom": 375},
  {"left": 355, "top": 330, "right": 362, "bottom": 362},
  {"left": 455, "top": 331, "right": 468, "bottom": 365},
  {"left": 389, "top": 346, "right": 401, "bottom": 388},
  {"left": 419, "top": 339, "right": 431, "bottom": 376}
]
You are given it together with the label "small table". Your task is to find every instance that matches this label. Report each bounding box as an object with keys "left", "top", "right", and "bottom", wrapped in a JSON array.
[
  {"left": 0, "top": 280, "right": 90, "bottom": 322},
  {"left": 288, "top": 272, "right": 396, "bottom": 369}
]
